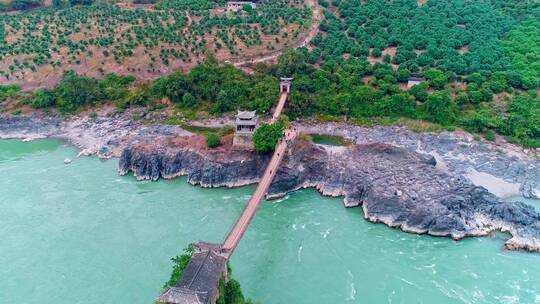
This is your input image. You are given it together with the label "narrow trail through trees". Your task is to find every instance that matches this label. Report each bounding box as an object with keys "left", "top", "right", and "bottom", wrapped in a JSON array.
[{"left": 233, "top": 0, "right": 322, "bottom": 68}]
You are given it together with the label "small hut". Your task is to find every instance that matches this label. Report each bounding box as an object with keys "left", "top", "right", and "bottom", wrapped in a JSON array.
[
  {"left": 407, "top": 76, "right": 425, "bottom": 88},
  {"left": 226, "top": 1, "right": 256, "bottom": 12}
]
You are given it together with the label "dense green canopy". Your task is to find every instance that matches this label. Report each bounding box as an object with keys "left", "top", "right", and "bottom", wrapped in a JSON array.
[{"left": 309, "top": 0, "right": 539, "bottom": 88}]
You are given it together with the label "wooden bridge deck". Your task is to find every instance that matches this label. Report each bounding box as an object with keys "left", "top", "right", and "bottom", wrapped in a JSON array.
[
  {"left": 271, "top": 92, "right": 288, "bottom": 123},
  {"left": 160, "top": 90, "right": 293, "bottom": 304},
  {"left": 222, "top": 128, "right": 296, "bottom": 255}
]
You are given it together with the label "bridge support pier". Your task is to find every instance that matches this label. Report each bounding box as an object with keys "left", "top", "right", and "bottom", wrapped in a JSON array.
[{"left": 158, "top": 242, "right": 228, "bottom": 304}]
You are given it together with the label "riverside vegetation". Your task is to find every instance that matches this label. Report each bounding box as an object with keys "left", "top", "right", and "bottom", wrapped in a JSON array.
[
  {"left": 0, "top": 0, "right": 539, "bottom": 149},
  {"left": 2, "top": 50, "right": 538, "bottom": 148}
]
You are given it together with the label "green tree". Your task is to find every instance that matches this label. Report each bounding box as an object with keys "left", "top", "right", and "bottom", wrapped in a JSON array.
[
  {"left": 276, "top": 48, "right": 307, "bottom": 77},
  {"left": 11, "top": 0, "right": 40, "bottom": 11},
  {"left": 214, "top": 90, "right": 233, "bottom": 113},
  {"left": 521, "top": 74, "right": 538, "bottom": 90},
  {"left": 223, "top": 279, "right": 245, "bottom": 304},
  {"left": 397, "top": 67, "right": 411, "bottom": 83},
  {"left": 163, "top": 245, "right": 194, "bottom": 289},
  {"left": 465, "top": 73, "right": 485, "bottom": 85},
  {"left": 485, "top": 72, "right": 508, "bottom": 93},
  {"left": 248, "top": 76, "right": 278, "bottom": 113},
  {"left": 150, "top": 72, "right": 189, "bottom": 104},
  {"left": 53, "top": 71, "right": 102, "bottom": 113},
  {"left": 252, "top": 119, "right": 285, "bottom": 153},
  {"left": 206, "top": 133, "right": 221, "bottom": 148},
  {"left": 423, "top": 91, "right": 455, "bottom": 125},
  {"left": 459, "top": 108, "right": 500, "bottom": 133},
  {"left": 424, "top": 69, "right": 448, "bottom": 90},
  {"left": 455, "top": 92, "right": 469, "bottom": 105},
  {"left": 501, "top": 94, "right": 540, "bottom": 147},
  {"left": 506, "top": 72, "right": 523, "bottom": 88},
  {"left": 409, "top": 83, "right": 428, "bottom": 102},
  {"left": 29, "top": 88, "right": 55, "bottom": 108},
  {"left": 287, "top": 91, "right": 315, "bottom": 118}
]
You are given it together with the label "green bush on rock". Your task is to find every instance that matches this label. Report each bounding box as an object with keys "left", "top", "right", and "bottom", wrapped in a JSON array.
[
  {"left": 252, "top": 119, "right": 285, "bottom": 153},
  {"left": 162, "top": 245, "right": 259, "bottom": 304},
  {"left": 28, "top": 89, "right": 56, "bottom": 109},
  {"left": 163, "top": 245, "right": 194, "bottom": 289},
  {"left": 206, "top": 133, "right": 221, "bottom": 148},
  {"left": 0, "top": 84, "right": 21, "bottom": 102}
]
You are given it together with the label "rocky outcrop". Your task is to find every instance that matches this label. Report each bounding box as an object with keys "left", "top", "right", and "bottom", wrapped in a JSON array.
[
  {"left": 119, "top": 136, "right": 540, "bottom": 253},
  {"left": 2, "top": 112, "right": 537, "bottom": 199},
  {"left": 298, "top": 123, "right": 540, "bottom": 199},
  {"left": 0, "top": 110, "right": 191, "bottom": 158},
  {"left": 119, "top": 136, "right": 270, "bottom": 187},
  {"left": 0, "top": 115, "right": 62, "bottom": 140}
]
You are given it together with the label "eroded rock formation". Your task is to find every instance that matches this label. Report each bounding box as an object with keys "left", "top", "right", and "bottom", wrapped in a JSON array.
[{"left": 119, "top": 136, "right": 540, "bottom": 253}]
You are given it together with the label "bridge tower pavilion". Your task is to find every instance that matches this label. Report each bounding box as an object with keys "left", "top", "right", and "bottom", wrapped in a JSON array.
[{"left": 280, "top": 77, "right": 293, "bottom": 93}]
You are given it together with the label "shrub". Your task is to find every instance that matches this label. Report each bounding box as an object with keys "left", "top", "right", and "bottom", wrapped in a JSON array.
[
  {"left": 29, "top": 89, "right": 56, "bottom": 109},
  {"left": 206, "top": 133, "right": 221, "bottom": 148},
  {"left": 459, "top": 108, "right": 500, "bottom": 133},
  {"left": 53, "top": 71, "right": 103, "bottom": 113},
  {"left": 99, "top": 73, "right": 135, "bottom": 100},
  {"left": 423, "top": 91, "right": 455, "bottom": 125},
  {"left": 123, "top": 87, "right": 149, "bottom": 107},
  {"left": 0, "top": 84, "right": 21, "bottom": 101},
  {"left": 484, "top": 130, "right": 496, "bottom": 141},
  {"left": 163, "top": 245, "right": 194, "bottom": 289}
]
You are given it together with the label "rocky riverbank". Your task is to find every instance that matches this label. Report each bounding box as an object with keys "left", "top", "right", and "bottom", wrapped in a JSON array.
[
  {"left": 298, "top": 123, "right": 540, "bottom": 200},
  {"left": 1, "top": 111, "right": 537, "bottom": 199},
  {"left": 1, "top": 111, "right": 540, "bottom": 252},
  {"left": 0, "top": 109, "right": 191, "bottom": 158},
  {"left": 119, "top": 135, "right": 540, "bottom": 253}
]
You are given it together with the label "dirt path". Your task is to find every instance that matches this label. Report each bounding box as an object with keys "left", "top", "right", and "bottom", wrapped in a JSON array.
[{"left": 233, "top": 0, "right": 322, "bottom": 68}]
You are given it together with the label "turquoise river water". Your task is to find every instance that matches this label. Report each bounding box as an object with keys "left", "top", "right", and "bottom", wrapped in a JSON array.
[{"left": 1, "top": 139, "right": 540, "bottom": 304}]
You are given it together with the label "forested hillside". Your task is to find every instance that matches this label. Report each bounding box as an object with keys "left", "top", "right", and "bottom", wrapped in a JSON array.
[
  {"left": 0, "top": 0, "right": 538, "bottom": 148},
  {"left": 0, "top": 0, "right": 311, "bottom": 88},
  {"left": 311, "top": 0, "right": 538, "bottom": 88},
  {"left": 287, "top": 0, "right": 539, "bottom": 147}
]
